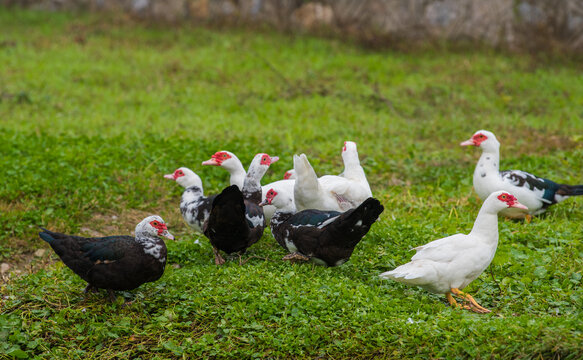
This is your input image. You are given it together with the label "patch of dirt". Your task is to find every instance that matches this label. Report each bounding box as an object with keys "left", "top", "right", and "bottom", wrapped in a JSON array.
[{"left": 1, "top": 246, "right": 56, "bottom": 284}]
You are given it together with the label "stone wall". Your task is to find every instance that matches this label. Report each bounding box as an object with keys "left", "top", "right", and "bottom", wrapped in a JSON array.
[{"left": 6, "top": 0, "right": 583, "bottom": 52}]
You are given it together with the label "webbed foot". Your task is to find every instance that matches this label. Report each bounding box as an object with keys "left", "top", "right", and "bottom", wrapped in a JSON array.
[{"left": 282, "top": 252, "right": 310, "bottom": 263}]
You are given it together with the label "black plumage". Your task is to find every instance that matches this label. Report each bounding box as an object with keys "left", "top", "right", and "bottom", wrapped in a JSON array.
[
  {"left": 38, "top": 215, "right": 172, "bottom": 301},
  {"left": 204, "top": 185, "right": 265, "bottom": 264},
  {"left": 203, "top": 153, "right": 277, "bottom": 265},
  {"left": 269, "top": 197, "right": 384, "bottom": 266}
]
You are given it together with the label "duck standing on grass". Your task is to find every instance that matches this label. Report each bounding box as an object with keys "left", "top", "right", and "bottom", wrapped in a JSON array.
[
  {"left": 38, "top": 215, "right": 174, "bottom": 302},
  {"left": 204, "top": 153, "right": 278, "bottom": 265},
  {"left": 461, "top": 129, "right": 583, "bottom": 220},
  {"left": 380, "top": 191, "right": 527, "bottom": 313},
  {"left": 164, "top": 167, "right": 214, "bottom": 234},
  {"left": 261, "top": 186, "right": 384, "bottom": 266}
]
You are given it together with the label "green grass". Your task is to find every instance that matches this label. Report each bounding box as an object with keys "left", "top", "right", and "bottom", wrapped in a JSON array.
[{"left": 1, "top": 7, "right": 583, "bottom": 359}]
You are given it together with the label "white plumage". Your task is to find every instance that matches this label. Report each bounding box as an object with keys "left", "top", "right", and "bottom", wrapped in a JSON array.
[{"left": 380, "top": 190, "right": 527, "bottom": 313}]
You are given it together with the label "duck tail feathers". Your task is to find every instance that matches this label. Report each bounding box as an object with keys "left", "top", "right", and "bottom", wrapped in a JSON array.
[{"left": 557, "top": 184, "right": 583, "bottom": 197}]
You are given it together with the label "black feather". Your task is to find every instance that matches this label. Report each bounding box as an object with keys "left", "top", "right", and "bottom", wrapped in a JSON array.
[
  {"left": 271, "top": 197, "right": 384, "bottom": 266},
  {"left": 204, "top": 185, "right": 265, "bottom": 255},
  {"left": 38, "top": 228, "right": 166, "bottom": 293}
]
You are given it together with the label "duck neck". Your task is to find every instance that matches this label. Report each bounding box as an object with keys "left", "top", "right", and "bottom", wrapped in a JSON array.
[
  {"left": 229, "top": 166, "right": 247, "bottom": 190},
  {"left": 342, "top": 158, "right": 365, "bottom": 179},
  {"left": 469, "top": 206, "right": 499, "bottom": 243},
  {"left": 475, "top": 147, "right": 500, "bottom": 178},
  {"left": 243, "top": 167, "right": 267, "bottom": 203},
  {"left": 181, "top": 185, "right": 204, "bottom": 209},
  {"left": 135, "top": 234, "right": 166, "bottom": 263}
]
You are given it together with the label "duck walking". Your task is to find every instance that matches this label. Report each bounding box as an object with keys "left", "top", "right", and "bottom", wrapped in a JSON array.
[
  {"left": 380, "top": 191, "right": 527, "bottom": 313},
  {"left": 461, "top": 129, "right": 583, "bottom": 219},
  {"left": 38, "top": 215, "right": 174, "bottom": 302}
]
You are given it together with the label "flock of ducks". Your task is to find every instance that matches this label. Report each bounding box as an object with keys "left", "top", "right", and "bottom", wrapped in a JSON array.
[{"left": 38, "top": 130, "right": 582, "bottom": 312}]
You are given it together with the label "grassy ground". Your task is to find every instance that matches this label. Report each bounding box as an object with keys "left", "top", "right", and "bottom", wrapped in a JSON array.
[{"left": 1, "top": 8, "right": 583, "bottom": 359}]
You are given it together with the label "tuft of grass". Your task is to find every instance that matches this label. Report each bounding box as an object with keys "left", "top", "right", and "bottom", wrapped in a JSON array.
[{"left": 1, "top": 8, "right": 583, "bottom": 359}]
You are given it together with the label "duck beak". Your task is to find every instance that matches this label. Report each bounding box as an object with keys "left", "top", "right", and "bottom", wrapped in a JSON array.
[
  {"left": 510, "top": 201, "right": 528, "bottom": 210},
  {"left": 164, "top": 174, "right": 175, "bottom": 180},
  {"left": 160, "top": 230, "right": 175, "bottom": 240},
  {"left": 202, "top": 158, "right": 219, "bottom": 166},
  {"left": 258, "top": 199, "right": 269, "bottom": 207},
  {"left": 460, "top": 139, "right": 475, "bottom": 146},
  {"left": 269, "top": 156, "right": 279, "bottom": 164}
]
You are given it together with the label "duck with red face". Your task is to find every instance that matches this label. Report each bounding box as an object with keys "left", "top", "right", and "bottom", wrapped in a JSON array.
[
  {"left": 461, "top": 129, "right": 583, "bottom": 220},
  {"left": 380, "top": 191, "right": 527, "bottom": 314},
  {"left": 38, "top": 215, "right": 174, "bottom": 302},
  {"left": 164, "top": 167, "right": 215, "bottom": 234}
]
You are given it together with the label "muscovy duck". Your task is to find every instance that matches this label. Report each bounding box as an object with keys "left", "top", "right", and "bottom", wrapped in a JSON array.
[
  {"left": 38, "top": 215, "right": 174, "bottom": 302},
  {"left": 204, "top": 153, "right": 278, "bottom": 265},
  {"left": 380, "top": 191, "right": 527, "bottom": 313},
  {"left": 293, "top": 153, "right": 370, "bottom": 212},
  {"left": 261, "top": 187, "right": 384, "bottom": 266},
  {"left": 164, "top": 167, "right": 214, "bottom": 233},
  {"left": 461, "top": 130, "right": 583, "bottom": 219},
  {"left": 202, "top": 150, "right": 246, "bottom": 189}
]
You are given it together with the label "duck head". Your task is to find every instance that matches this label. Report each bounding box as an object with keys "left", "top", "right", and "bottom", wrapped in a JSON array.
[
  {"left": 136, "top": 215, "right": 175, "bottom": 240},
  {"left": 460, "top": 130, "right": 500, "bottom": 152},
  {"left": 487, "top": 191, "right": 528, "bottom": 213},
  {"left": 164, "top": 167, "right": 202, "bottom": 189},
  {"left": 202, "top": 151, "right": 242, "bottom": 172},
  {"left": 259, "top": 187, "right": 293, "bottom": 210},
  {"left": 283, "top": 169, "right": 296, "bottom": 180}
]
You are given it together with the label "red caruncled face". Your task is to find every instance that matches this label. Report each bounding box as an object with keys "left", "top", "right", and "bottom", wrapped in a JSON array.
[
  {"left": 472, "top": 133, "right": 488, "bottom": 146},
  {"left": 497, "top": 193, "right": 518, "bottom": 207},
  {"left": 212, "top": 151, "right": 231, "bottom": 165},
  {"left": 283, "top": 171, "right": 293, "bottom": 180},
  {"left": 260, "top": 154, "right": 271, "bottom": 166},
  {"left": 173, "top": 169, "right": 185, "bottom": 179},
  {"left": 265, "top": 189, "right": 278, "bottom": 204},
  {"left": 149, "top": 220, "right": 168, "bottom": 235}
]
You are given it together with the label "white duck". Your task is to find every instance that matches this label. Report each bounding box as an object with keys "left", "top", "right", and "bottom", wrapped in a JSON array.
[
  {"left": 380, "top": 191, "right": 527, "bottom": 313},
  {"left": 461, "top": 130, "right": 583, "bottom": 220},
  {"left": 294, "top": 153, "right": 371, "bottom": 212},
  {"left": 203, "top": 150, "right": 295, "bottom": 222}
]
